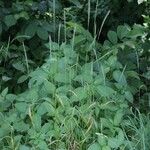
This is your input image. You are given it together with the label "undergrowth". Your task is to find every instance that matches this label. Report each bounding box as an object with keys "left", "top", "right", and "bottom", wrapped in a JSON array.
[
  {"left": 0, "top": 21, "right": 149, "bottom": 149},
  {"left": 0, "top": 0, "right": 150, "bottom": 150}
]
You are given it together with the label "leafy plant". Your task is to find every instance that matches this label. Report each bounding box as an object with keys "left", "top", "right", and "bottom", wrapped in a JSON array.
[{"left": 0, "top": 22, "right": 149, "bottom": 149}]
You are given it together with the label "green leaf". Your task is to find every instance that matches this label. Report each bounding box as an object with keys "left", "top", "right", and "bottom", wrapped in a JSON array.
[
  {"left": 25, "top": 88, "right": 39, "bottom": 102},
  {"left": 108, "top": 129, "right": 124, "bottom": 148},
  {"left": 138, "top": 0, "right": 146, "bottom": 4},
  {"left": 2, "top": 76, "right": 11, "bottom": 82},
  {"left": 97, "top": 134, "right": 107, "bottom": 146},
  {"left": 113, "top": 110, "right": 123, "bottom": 126},
  {"left": 17, "top": 75, "right": 28, "bottom": 84},
  {"left": 54, "top": 73, "right": 70, "bottom": 83},
  {"left": 37, "top": 141, "right": 48, "bottom": 150},
  {"left": 71, "top": 87, "right": 87, "bottom": 101},
  {"left": 37, "top": 102, "right": 55, "bottom": 116},
  {"left": 25, "top": 22, "right": 37, "bottom": 38},
  {"left": 126, "top": 71, "right": 140, "bottom": 80},
  {"left": 102, "top": 146, "right": 111, "bottom": 150},
  {"left": 1, "top": 87, "right": 8, "bottom": 97},
  {"left": 12, "top": 62, "right": 26, "bottom": 72},
  {"left": 107, "top": 55, "right": 117, "bottom": 67},
  {"left": 69, "top": 0, "right": 82, "bottom": 8},
  {"left": 19, "top": 145, "right": 30, "bottom": 150},
  {"left": 43, "top": 80, "right": 56, "bottom": 94},
  {"left": 15, "top": 11, "right": 29, "bottom": 20},
  {"left": 96, "top": 85, "right": 115, "bottom": 97},
  {"left": 107, "top": 31, "right": 118, "bottom": 44},
  {"left": 125, "top": 91, "right": 133, "bottom": 103},
  {"left": 37, "top": 27, "right": 49, "bottom": 40},
  {"left": 117, "top": 25, "right": 129, "bottom": 39},
  {"left": 15, "top": 102, "right": 28, "bottom": 113},
  {"left": 4, "top": 15, "right": 17, "bottom": 27},
  {"left": 108, "top": 138, "right": 120, "bottom": 149},
  {"left": 128, "top": 24, "right": 145, "bottom": 38},
  {"left": 45, "top": 41, "right": 59, "bottom": 51},
  {"left": 113, "top": 70, "right": 127, "bottom": 85},
  {"left": 32, "top": 114, "right": 41, "bottom": 130},
  {"left": 0, "top": 124, "right": 11, "bottom": 138},
  {"left": 88, "top": 142, "right": 101, "bottom": 150},
  {"left": 13, "top": 121, "right": 29, "bottom": 132}
]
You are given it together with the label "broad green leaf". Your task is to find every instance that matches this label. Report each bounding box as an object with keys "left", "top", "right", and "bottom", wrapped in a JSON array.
[
  {"left": 63, "top": 45, "right": 76, "bottom": 58},
  {"left": 25, "top": 22, "right": 37, "bottom": 38},
  {"left": 37, "top": 102, "right": 55, "bottom": 116},
  {"left": 1, "top": 87, "right": 8, "bottom": 97},
  {"left": 117, "top": 129, "right": 124, "bottom": 144},
  {"left": 96, "top": 85, "right": 115, "bottom": 97},
  {"left": 143, "top": 71, "right": 150, "bottom": 80},
  {"left": 25, "top": 88, "right": 39, "bottom": 102},
  {"left": 138, "top": 0, "right": 147, "bottom": 4},
  {"left": 41, "top": 123, "right": 52, "bottom": 134},
  {"left": 74, "top": 73, "right": 93, "bottom": 84},
  {"left": 37, "top": 27, "right": 49, "bottom": 40},
  {"left": 113, "top": 70, "right": 127, "bottom": 85},
  {"left": 2, "top": 76, "right": 11, "bottom": 82},
  {"left": 13, "top": 121, "right": 29, "bottom": 132},
  {"left": 101, "top": 118, "right": 113, "bottom": 128},
  {"left": 102, "top": 146, "right": 111, "bottom": 150},
  {"left": 37, "top": 141, "right": 48, "bottom": 150},
  {"left": 107, "top": 55, "right": 117, "bottom": 67},
  {"left": 32, "top": 114, "right": 41, "bottom": 130},
  {"left": 6, "top": 94, "right": 17, "bottom": 102},
  {"left": 108, "top": 129, "right": 124, "bottom": 148},
  {"left": 43, "top": 80, "right": 56, "bottom": 94},
  {"left": 15, "top": 11, "right": 29, "bottom": 20},
  {"left": 54, "top": 73, "right": 70, "bottom": 83},
  {"left": 45, "top": 41, "right": 59, "bottom": 51},
  {"left": 113, "top": 110, "right": 123, "bottom": 126},
  {"left": 0, "top": 124, "right": 11, "bottom": 138},
  {"left": 108, "top": 138, "right": 120, "bottom": 149},
  {"left": 12, "top": 62, "right": 26, "bottom": 72},
  {"left": 88, "top": 142, "right": 101, "bottom": 150},
  {"left": 128, "top": 24, "right": 145, "bottom": 38},
  {"left": 107, "top": 31, "right": 118, "bottom": 44},
  {"left": 4, "top": 15, "right": 17, "bottom": 27},
  {"left": 17, "top": 75, "right": 28, "bottom": 84},
  {"left": 126, "top": 71, "right": 140, "bottom": 80},
  {"left": 97, "top": 134, "right": 107, "bottom": 146},
  {"left": 117, "top": 25, "right": 129, "bottom": 39},
  {"left": 15, "top": 102, "right": 28, "bottom": 113},
  {"left": 125, "top": 91, "right": 133, "bottom": 103},
  {"left": 56, "top": 85, "right": 72, "bottom": 94},
  {"left": 19, "top": 145, "right": 30, "bottom": 150},
  {"left": 43, "top": 21, "right": 53, "bottom": 32},
  {"left": 71, "top": 87, "right": 87, "bottom": 101},
  {"left": 69, "top": 0, "right": 82, "bottom": 8}
]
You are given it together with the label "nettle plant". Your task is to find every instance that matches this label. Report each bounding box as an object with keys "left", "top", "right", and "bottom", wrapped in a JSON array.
[{"left": 0, "top": 23, "right": 149, "bottom": 149}]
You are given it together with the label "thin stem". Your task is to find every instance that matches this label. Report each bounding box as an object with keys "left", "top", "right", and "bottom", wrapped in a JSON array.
[{"left": 22, "top": 42, "right": 29, "bottom": 74}]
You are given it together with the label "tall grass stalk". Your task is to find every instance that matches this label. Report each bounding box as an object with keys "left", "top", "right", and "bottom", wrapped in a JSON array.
[
  {"left": 97, "top": 10, "right": 110, "bottom": 40},
  {"left": 63, "top": 9, "right": 67, "bottom": 43},
  {"left": 22, "top": 42, "right": 29, "bottom": 74},
  {"left": 87, "top": 0, "right": 91, "bottom": 30},
  {"left": 58, "top": 23, "right": 61, "bottom": 45},
  {"left": 72, "top": 26, "right": 76, "bottom": 51},
  {"left": 48, "top": 35, "right": 52, "bottom": 58},
  {"left": 53, "top": 0, "right": 56, "bottom": 41},
  {"left": 94, "top": 0, "right": 99, "bottom": 37}
]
